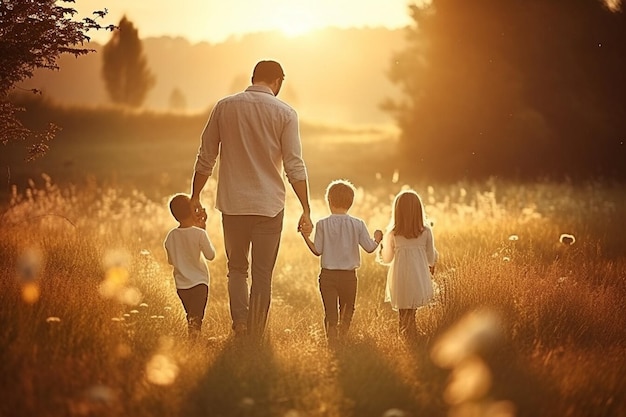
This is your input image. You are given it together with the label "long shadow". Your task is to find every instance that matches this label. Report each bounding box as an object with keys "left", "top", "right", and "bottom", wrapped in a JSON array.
[
  {"left": 181, "top": 339, "right": 281, "bottom": 417},
  {"left": 333, "top": 336, "right": 447, "bottom": 417}
]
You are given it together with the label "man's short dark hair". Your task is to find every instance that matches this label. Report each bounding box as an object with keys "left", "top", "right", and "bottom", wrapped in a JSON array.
[{"left": 252, "top": 60, "right": 285, "bottom": 83}]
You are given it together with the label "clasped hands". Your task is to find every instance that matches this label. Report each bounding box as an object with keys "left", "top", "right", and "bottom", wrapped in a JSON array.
[
  {"left": 298, "top": 213, "right": 313, "bottom": 236},
  {"left": 191, "top": 198, "right": 207, "bottom": 229}
]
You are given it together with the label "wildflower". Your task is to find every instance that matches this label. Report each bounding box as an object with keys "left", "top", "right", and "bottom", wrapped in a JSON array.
[
  {"left": 503, "top": 257, "right": 511, "bottom": 262},
  {"left": 139, "top": 302, "right": 149, "bottom": 308},
  {"left": 508, "top": 235, "right": 519, "bottom": 241},
  {"left": 140, "top": 249, "right": 151, "bottom": 256},
  {"left": 46, "top": 316, "right": 61, "bottom": 323},
  {"left": 559, "top": 233, "right": 576, "bottom": 245}
]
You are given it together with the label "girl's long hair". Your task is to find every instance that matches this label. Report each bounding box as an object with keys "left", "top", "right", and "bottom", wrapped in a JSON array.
[{"left": 390, "top": 190, "right": 426, "bottom": 238}]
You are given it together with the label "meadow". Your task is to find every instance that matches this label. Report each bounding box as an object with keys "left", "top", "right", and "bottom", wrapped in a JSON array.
[{"left": 1, "top": 113, "right": 625, "bottom": 417}]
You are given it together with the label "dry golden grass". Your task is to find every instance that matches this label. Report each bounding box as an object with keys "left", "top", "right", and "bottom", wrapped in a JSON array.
[{"left": 1, "top": 175, "right": 625, "bottom": 417}]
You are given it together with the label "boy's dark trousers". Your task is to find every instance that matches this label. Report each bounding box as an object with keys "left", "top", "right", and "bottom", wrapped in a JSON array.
[
  {"left": 177, "top": 283, "right": 209, "bottom": 335},
  {"left": 319, "top": 268, "right": 357, "bottom": 340}
]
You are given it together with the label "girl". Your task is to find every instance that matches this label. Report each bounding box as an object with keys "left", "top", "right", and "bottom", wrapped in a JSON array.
[{"left": 380, "top": 190, "right": 438, "bottom": 340}]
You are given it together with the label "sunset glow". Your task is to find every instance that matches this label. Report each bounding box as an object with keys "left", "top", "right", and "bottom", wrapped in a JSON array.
[{"left": 75, "top": 0, "right": 417, "bottom": 43}]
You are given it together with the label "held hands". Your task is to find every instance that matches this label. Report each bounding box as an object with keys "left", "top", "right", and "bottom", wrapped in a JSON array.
[
  {"left": 191, "top": 196, "right": 203, "bottom": 214},
  {"left": 298, "top": 212, "right": 312, "bottom": 236},
  {"left": 374, "top": 229, "right": 383, "bottom": 244},
  {"left": 194, "top": 207, "right": 207, "bottom": 229},
  {"left": 298, "top": 219, "right": 313, "bottom": 237}
]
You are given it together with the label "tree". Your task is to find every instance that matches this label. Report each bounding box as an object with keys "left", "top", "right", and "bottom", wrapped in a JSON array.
[
  {"left": 0, "top": 0, "right": 113, "bottom": 160},
  {"left": 101, "top": 16, "right": 155, "bottom": 107},
  {"left": 385, "top": 0, "right": 626, "bottom": 180},
  {"left": 168, "top": 87, "right": 187, "bottom": 111}
]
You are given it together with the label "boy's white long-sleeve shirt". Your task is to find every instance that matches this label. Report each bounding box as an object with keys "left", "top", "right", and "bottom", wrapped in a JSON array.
[
  {"left": 313, "top": 214, "right": 379, "bottom": 270},
  {"left": 164, "top": 226, "right": 216, "bottom": 289}
]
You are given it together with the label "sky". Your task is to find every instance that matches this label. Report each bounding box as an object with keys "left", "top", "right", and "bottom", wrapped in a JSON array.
[{"left": 75, "top": 0, "right": 421, "bottom": 44}]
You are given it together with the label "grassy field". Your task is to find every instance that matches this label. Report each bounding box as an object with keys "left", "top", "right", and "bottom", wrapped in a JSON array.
[
  {"left": 1, "top": 170, "right": 625, "bottom": 417},
  {"left": 1, "top": 109, "right": 625, "bottom": 416}
]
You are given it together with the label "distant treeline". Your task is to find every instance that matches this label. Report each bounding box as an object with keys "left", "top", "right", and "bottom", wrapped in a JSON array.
[
  {"left": 19, "top": 28, "right": 405, "bottom": 125},
  {"left": 10, "top": 94, "right": 371, "bottom": 145}
]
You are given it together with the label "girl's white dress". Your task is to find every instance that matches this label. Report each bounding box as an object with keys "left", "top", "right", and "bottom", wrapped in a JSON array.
[{"left": 381, "top": 227, "right": 437, "bottom": 310}]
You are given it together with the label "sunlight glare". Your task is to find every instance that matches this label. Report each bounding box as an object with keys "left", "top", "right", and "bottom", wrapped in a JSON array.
[
  {"left": 444, "top": 356, "right": 492, "bottom": 405},
  {"left": 145, "top": 354, "right": 179, "bottom": 386},
  {"left": 604, "top": 0, "right": 622, "bottom": 11},
  {"left": 271, "top": 4, "right": 323, "bottom": 37},
  {"left": 21, "top": 282, "right": 40, "bottom": 304}
]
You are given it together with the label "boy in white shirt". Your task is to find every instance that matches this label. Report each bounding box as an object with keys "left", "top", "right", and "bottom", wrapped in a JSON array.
[
  {"left": 164, "top": 194, "right": 216, "bottom": 338},
  {"left": 300, "top": 180, "right": 382, "bottom": 343}
]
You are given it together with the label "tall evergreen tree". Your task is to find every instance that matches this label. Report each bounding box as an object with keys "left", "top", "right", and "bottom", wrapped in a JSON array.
[{"left": 101, "top": 16, "right": 155, "bottom": 107}]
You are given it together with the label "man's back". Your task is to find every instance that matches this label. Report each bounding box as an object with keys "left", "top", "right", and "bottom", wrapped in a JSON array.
[{"left": 195, "top": 85, "right": 306, "bottom": 217}]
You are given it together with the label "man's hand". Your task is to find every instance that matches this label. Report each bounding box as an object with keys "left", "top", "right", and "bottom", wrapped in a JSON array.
[
  {"left": 195, "top": 207, "right": 207, "bottom": 229},
  {"left": 374, "top": 229, "right": 383, "bottom": 243},
  {"left": 299, "top": 220, "right": 313, "bottom": 237},
  {"left": 298, "top": 212, "right": 312, "bottom": 234},
  {"left": 191, "top": 171, "right": 209, "bottom": 213}
]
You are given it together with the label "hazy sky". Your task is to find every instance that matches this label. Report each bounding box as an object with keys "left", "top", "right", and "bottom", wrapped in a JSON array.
[{"left": 76, "top": 0, "right": 421, "bottom": 44}]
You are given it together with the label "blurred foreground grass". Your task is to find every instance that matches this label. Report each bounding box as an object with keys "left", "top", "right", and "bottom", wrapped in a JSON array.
[{"left": 1, "top": 175, "right": 625, "bottom": 417}]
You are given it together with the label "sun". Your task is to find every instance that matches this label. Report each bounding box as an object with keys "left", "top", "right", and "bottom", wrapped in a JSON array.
[{"left": 270, "top": 5, "right": 324, "bottom": 37}]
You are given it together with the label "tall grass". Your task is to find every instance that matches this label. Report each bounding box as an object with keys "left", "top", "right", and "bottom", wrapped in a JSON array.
[{"left": 1, "top": 176, "right": 625, "bottom": 417}]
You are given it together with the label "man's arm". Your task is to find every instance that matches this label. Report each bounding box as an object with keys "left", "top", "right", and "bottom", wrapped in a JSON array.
[
  {"left": 191, "top": 171, "right": 209, "bottom": 211},
  {"left": 291, "top": 179, "right": 311, "bottom": 232},
  {"left": 191, "top": 104, "right": 221, "bottom": 210}
]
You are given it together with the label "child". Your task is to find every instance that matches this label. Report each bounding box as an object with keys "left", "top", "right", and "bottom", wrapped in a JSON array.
[
  {"left": 300, "top": 179, "right": 383, "bottom": 343},
  {"left": 164, "top": 193, "right": 216, "bottom": 338},
  {"left": 379, "top": 190, "right": 438, "bottom": 341}
]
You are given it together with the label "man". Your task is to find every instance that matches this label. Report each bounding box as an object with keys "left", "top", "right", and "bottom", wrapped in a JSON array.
[{"left": 191, "top": 60, "right": 311, "bottom": 342}]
